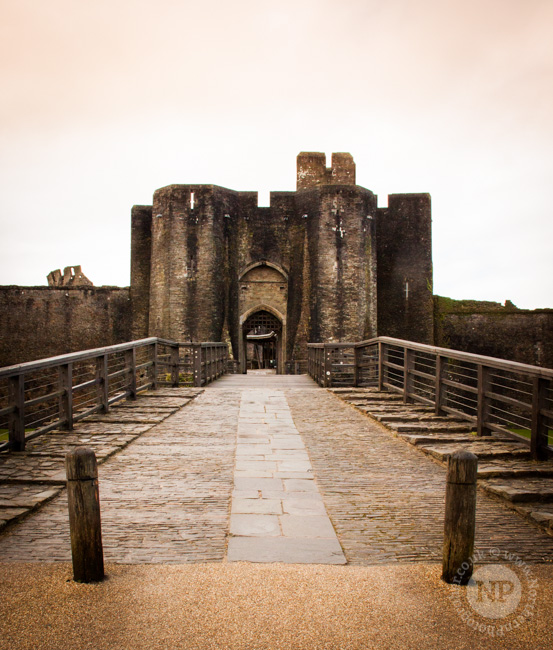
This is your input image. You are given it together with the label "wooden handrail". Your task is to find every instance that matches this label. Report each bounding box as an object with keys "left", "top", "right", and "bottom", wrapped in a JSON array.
[
  {"left": 307, "top": 337, "right": 552, "bottom": 460},
  {"left": 0, "top": 337, "right": 230, "bottom": 452}
]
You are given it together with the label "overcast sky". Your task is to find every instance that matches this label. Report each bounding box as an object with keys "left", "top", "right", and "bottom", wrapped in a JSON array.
[{"left": 1, "top": 0, "right": 552, "bottom": 308}]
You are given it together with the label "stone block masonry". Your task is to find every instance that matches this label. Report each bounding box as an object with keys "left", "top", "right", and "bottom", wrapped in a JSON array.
[
  {"left": 1, "top": 151, "right": 550, "bottom": 371},
  {"left": 0, "top": 286, "right": 131, "bottom": 367},
  {"left": 131, "top": 152, "right": 433, "bottom": 373}
]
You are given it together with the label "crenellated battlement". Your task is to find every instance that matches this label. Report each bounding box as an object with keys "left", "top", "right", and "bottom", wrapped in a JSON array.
[
  {"left": 130, "top": 151, "right": 433, "bottom": 368},
  {"left": 296, "top": 152, "right": 356, "bottom": 190}
]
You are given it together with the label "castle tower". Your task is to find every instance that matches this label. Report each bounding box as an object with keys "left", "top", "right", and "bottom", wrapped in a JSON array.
[
  {"left": 129, "top": 151, "right": 433, "bottom": 373},
  {"left": 296, "top": 152, "right": 378, "bottom": 343}
]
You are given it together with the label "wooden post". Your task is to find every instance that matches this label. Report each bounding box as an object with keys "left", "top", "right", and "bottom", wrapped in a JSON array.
[
  {"left": 58, "top": 363, "right": 73, "bottom": 430},
  {"left": 170, "top": 345, "right": 180, "bottom": 387},
  {"left": 435, "top": 355, "right": 446, "bottom": 416},
  {"left": 531, "top": 377, "right": 548, "bottom": 461},
  {"left": 152, "top": 342, "right": 159, "bottom": 390},
  {"left": 207, "top": 345, "right": 213, "bottom": 383},
  {"left": 477, "top": 365, "right": 492, "bottom": 436},
  {"left": 324, "top": 345, "right": 332, "bottom": 388},
  {"left": 125, "top": 348, "right": 137, "bottom": 400},
  {"left": 403, "top": 348, "right": 414, "bottom": 404},
  {"left": 378, "top": 342, "right": 384, "bottom": 391},
  {"left": 193, "top": 343, "right": 202, "bottom": 387},
  {"left": 353, "top": 346, "right": 361, "bottom": 387},
  {"left": 442, "top": 450, "right": 478, "bottom": 584},
  {"left": 66, "top": 447, "right": 104, "bottom": 583},
  {"left": 8, "top": 375, "right": 25, "bottom": 452},
  {"left": 95, "top": 355, "right": 109, "bottom": 412}
]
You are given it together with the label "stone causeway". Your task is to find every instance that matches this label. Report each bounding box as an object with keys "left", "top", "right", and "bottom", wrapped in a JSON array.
[{"left": 1, "top": 373, "right": 553, "bottom": 564}]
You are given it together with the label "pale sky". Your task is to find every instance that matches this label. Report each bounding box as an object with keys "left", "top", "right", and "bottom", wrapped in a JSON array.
[{"left": 1, "top": 0, "right": 552, "bottom": 308}]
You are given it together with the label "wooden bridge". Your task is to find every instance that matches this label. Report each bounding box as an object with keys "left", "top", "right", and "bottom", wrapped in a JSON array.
[{"left": 1, "top": 337, "right": 553, "bottom": 563}]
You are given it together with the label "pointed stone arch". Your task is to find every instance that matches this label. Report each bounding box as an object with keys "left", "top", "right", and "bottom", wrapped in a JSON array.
[{"left": 239, "top": 302, "right": 287, "bottom": 374}]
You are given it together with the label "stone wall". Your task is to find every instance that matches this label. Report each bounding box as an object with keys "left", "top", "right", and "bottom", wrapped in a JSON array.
[
  {"left": 376, "top": 193, "right": 434, "bottom": 343},
  {"left": 0, "top": 286, "right": 131, "bottom": 367},
  {"left": 130, "top": 152, "right": 434, "bottom": 371},
  {"left": 434, "top": 296, "right": 553, "bottom": 368}
]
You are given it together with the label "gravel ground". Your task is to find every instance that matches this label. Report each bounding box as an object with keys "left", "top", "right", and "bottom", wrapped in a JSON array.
[{"left": 1, "top": 562, "right": 552, "bottom": 650}]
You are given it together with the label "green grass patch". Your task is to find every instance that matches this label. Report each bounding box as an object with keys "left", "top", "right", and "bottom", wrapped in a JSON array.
[
  {"left": 508, "top": 427, "right": 553, "bottom": 445},
  {"left": 508, "top": 427, "right": 531, "bottom": 440},
  {"left": 0, "top": 428, "right": 36, "bottom": 442}
]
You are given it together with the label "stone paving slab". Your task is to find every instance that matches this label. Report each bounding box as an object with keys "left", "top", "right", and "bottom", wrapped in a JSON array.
[
  {"left": 228, "top": 388, "right": 346, "bottom": 565},
  {"left": 512, "top": 502, "right": 553, "bottom": 533},
  {"left": 0, "top": 455, "right": 67, "bottom": 484},
  {"left": 374, "top": 413, "right": 468, "bottom": 423},
  {"left": 66, "top": 421, "right": 153, "bottom": 434},
  {"left": 389, "top": 422, "right": 476, "bottom": 433},
  {"left": 478, "top": 459, "right": 553, "bottom": 479},
  {"left": 398, "top": 433, "right": 479, "bottom": 446},
  {"left": 420, "top": 441, "right": 532, "bottom": 462},
  {"left": 114, "top": 397, "right": 191, "bottom": 409},
  {"left": 142, "top": 388, "right": 204, "bottom": 398},
  {"left": 0, "top": 484, "right": 62, "bottom": 532},
  {"left": 227, "top": 536, "right": 346, "bottom": 564},
  {"left": 481, "top": 477, "right": 553, "bottom": 502},
  {"left": 23, "top": 432, "right": 139, "bottom": 458},
  {"left": 84, "top": 412, "right": 167, "bottom": 424}
]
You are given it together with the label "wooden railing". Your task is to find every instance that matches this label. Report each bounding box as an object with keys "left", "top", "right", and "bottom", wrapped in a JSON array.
[
  {"left": 0, "top": 338, "right": 228, "bottom": 452},
  {"left": 308, "top": 337, "right": 553, "bottom": 460}
]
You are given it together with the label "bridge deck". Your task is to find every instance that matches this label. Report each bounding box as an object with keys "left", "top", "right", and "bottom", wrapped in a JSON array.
[{"left": 1, "top": 372, "right": 553, "bottom": 564}]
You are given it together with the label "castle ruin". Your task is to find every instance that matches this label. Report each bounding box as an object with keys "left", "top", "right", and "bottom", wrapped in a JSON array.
[{"left": 131, "top": 152, "right": 434, "bottom": 373}]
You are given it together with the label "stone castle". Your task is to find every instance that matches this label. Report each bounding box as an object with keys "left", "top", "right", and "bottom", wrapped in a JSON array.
[
  {"left": 131, "top": 152, "right": 433, "bottom": 372},
  {"left": 1, "top": 151, "right": 551, "bottom": 371}
]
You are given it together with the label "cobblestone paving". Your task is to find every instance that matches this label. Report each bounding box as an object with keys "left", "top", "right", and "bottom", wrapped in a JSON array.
[
  {"left": 0, "top": 388, "right": 237, "bottom": 562},
  {"left": 3, "top": 376, "right": 553, "bottom": 566},
  {"left": 0, "top": 389, "right": 202, "bottom": 535},
  {"left": 286, "top": 389, "right": 553, "bottom": 564}
]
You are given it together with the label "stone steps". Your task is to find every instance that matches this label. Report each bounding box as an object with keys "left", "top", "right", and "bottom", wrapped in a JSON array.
[
  {"left": 373, "top": 413, "right": 467, "bottom": 423},
  {"left": 0, "top": 388, "right": 201, "bottom": 533},
  {"left": 419, "top": 441, "right": 532, "bottom": 462},
  {"left": 481, "top": 478, "right": 553, "bottom": 503},
  {"left": 333, "top": 387, "right": 553, "bottom": 537}
]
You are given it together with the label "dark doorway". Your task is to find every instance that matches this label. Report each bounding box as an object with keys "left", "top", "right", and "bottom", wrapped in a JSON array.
[{"left": 242, "top": 310, "right": 283, "bottom": 373}]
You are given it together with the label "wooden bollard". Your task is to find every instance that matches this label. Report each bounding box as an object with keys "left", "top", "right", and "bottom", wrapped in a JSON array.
[
  {"left": 66, "top": 447, "right": 104, "bottom": 583},
  {"left": 442, "top": 450, "right": 478, "bottom": 584}
]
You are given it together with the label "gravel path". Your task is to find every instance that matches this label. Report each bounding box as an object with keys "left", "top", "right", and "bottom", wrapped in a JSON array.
[{"left": 1, "top": 562, "right": 552, "bottom": 650}]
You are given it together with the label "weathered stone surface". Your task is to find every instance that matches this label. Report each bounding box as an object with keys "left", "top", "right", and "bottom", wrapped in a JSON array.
[
  {"left": 290, "top": 388, "right": 553, "bottom": 563},
  {"left": 420, "top": 442, "right": 531, "bottom": 462},
  {"left": 0, "top": 388, "right": 234, "bottom": 562},
  {"left": 227, "top": 536, "right": 346, "bottom": 564},
  {"left": 0, "top": 389, "right": 198, "bottom": 540},
  {"left": 227, "top": 386, "right": 346, "bottom": 564},
  {"left": 481, "top": 478, "right": 553, "bottom": 503},
  {"left": 334, "top": 388, "right": 553, "bottom": 539},
  {"left": 0, "top": 286, "right": 131, "bottom": 367},
  {"left": 2, "top": 375, "right": 553, "bottom": 566}
]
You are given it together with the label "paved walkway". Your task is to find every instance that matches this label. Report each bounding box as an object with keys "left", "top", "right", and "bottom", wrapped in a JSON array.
[
  {"left": 228, "top": 387, "right": 345, "bottom": 563},
  {"left": 1, "top": 372, "right": 553, "bottom": 564}
]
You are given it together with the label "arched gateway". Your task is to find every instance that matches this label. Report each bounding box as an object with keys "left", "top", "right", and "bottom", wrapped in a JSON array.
[
  {"left": 238, "top": 263, "right": 287, "bottom": 374},
  {"left": 241, "top": 309, "right": 283, "bottom": 373}
]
